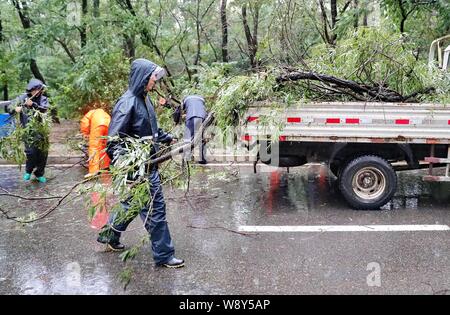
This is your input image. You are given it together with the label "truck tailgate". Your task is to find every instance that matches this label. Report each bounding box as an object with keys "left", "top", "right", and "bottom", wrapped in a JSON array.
[{"left": 244, "top": 102, "right": 450, "bottom": 144}]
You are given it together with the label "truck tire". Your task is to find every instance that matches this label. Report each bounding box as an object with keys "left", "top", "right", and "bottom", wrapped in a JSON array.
[{"left": 339, "top": 155, "right": 397, "bottom": 210}]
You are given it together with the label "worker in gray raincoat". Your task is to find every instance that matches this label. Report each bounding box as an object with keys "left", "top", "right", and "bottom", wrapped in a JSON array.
[
  {"left": 97, "top": 58, "right": 184, "bottom": 268},
  {"left": 182, "top": 95, "right": 207, "bottom": 164}
]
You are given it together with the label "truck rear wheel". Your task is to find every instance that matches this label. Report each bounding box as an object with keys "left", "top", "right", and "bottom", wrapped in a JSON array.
[{"left": 339, "top": 155, "right": 397, "bottom": 210}]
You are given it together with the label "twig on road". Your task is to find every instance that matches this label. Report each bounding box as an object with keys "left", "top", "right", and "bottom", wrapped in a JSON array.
[
  {"left": 0, "top": 177, "right": 94, "bottom": 224},
  {"left": 187, "top": 224, "right": 258, "bottom": 237},
  {"left": 0, "top": 192, "right": 62, "bottom": 200}
]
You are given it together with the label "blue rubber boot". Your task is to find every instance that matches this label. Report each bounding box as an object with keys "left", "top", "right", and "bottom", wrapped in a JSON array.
[
  {"left": 37, "top": 176, "right": 47, "bottom": 183},
  {"left": 23, "top": 173, "right": 31, "bottom": 181}
]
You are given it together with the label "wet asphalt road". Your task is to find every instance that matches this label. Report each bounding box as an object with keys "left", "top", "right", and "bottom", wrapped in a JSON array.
[{"left": 0, "top": 164, "right": 449, "bottom": 295}]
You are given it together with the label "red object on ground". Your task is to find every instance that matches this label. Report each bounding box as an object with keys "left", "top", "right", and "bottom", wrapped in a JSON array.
[{"left": 89, "top": 192, "right": 109, "bottom": 230}]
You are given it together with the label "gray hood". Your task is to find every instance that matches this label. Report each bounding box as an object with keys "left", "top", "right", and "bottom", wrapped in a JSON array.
[
  {"left": 128, "top": 59, "right": 157, "bottom": 96},
  {"left": 26, "top": 79, "right": 45, "bottom": 92}
]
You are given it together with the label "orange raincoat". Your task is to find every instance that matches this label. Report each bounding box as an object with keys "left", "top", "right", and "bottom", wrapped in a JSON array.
[{"left": 80, "top": 108, "right": 111, "bottom": 175}]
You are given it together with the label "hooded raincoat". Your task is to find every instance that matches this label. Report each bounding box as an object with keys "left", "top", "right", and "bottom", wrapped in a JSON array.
[
  {"left": 106, "top": 59, "right": 172, "bottom": 161},
  {"left": 104, "top": 59, "right": 175, "bottom": 264},
  {"left": 80, "top": 108, "right": 111, "bottom": 175},
  {"left": 7, "top": 79, "right": 49, "bottom": 128},
  {"left": 6, "top": 79, "right": 49, "bottom": 178}
]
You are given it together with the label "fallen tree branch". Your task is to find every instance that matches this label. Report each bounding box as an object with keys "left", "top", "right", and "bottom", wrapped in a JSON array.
[
  {"left": 1, "top": 113, "right": 216, "bottom": 224},
  {"left": 276, "top": 70, "right": 435, "bottom": 103},
  {"left": 186, "top": 224, "right": 257, "bottom": 237},
  {"left": 0, "top": 206, "right": 14, "bottom": 219},
  {"left": 403, "top": 87, "right": 436, "bottom": 102},
  {"left": 0, "top": 192, "right": 62, "bottom": 200},
  {"left": 0, "top": 177, "right": 93, "bottom": 224},
  {"left": 147, "top": 112, "right": 215, "bottom": 166}
]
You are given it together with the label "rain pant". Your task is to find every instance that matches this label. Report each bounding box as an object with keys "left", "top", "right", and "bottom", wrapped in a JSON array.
[
  {"left": 80, "top": 108, "right": 111, "bottom": 175},
  {"left": 105, "top": 58, "right": 175, "bottom": 265}
]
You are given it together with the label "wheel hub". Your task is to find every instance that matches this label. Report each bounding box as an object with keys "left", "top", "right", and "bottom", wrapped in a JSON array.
[{"left": 352, "top": 167, "right": 387, "bottom": 200}]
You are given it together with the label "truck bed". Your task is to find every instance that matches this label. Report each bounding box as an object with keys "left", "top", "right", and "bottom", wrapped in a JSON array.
[{"left": 244, "top": 102, "right": 450, "bottom": 144}]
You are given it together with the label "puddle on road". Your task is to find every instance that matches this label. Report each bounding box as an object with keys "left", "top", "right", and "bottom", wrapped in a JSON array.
[
  {"left": 200, "top": 164, "right": 450, "bottom": 216},
  {"left": 0, "top": 165, "right": 448, "bottom": 294},
  {"left": 382, "top": 171, "right": 450, "bottom": 210},
  {"left": 14, "top": 260, "right": 113, "bottom": 295}
]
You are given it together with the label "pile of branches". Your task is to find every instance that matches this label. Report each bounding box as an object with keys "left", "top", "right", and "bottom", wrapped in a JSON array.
[{"left": 276, "top": 70, "right": 435, "bottom": 103}]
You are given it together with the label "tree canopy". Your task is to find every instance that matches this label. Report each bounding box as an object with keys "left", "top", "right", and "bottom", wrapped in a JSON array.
[{"left": 1, "top": 0, "right": 449, "bottom": 120}]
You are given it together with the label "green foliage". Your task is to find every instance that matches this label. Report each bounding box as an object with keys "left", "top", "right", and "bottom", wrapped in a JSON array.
[
  {"left": 1, "top": 0, "right": 449, "bottom": 121},
  {"left": 118, "top": 266, "right": 133, "bottom": 291},
  {"left": 54, "top": 51, "right": 129, "bottom": 118},
  {"left": 423, "top": 69, "right": 450, "bottom": 104},
  {"left": 16, "top": 211, "right": 38, "bottom": 224},
  {"left": 309, "top": 27, "right": 421, "bottom": 94},
  {"left": 182, "top": 62, "right": 240, "bottom": 98},
  {"left": 0, "top": 51, "right": 22, "bottom": 100},
  {"left": 182, "top": 63, "right": 280, "bottom": 131},
  {"left": 83, "top": 134, "right": 187, "bottom": 241},
  {"left": 119, "top": 237, "right": 148, "bottom": 263},
  {"left": 0, "top": 110, "right": 51, "bottom": 164},
  {"left": 23, "top": 110, "right": 52, "bottom": 152},
  {"left": 0, "top": 117, "right": 26, "bottom": 165},
  {"left": 212, "top": 73, "right": 276, "bottom": 131},
  {"left": 82, "top": 134, "right": 188, "bottom": 289}
]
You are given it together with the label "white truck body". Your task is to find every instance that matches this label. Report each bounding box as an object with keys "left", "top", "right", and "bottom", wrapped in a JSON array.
[
  {"left": 244, "top": 102, "right": 450, "bottom": 144},
  {"left": 243, "top": 101, "right": 450, "bottom": 209}
]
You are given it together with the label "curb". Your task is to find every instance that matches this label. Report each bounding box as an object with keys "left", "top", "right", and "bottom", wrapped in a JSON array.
[{"left": 0, "top": 155, "right": 84, "bottom": 166}]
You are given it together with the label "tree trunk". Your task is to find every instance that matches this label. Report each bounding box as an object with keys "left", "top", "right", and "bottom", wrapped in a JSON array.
[
  {"left": 2, "top": 81, "right": 7, "bottom": 101},
  {"left": 119, "top": 0, "right": 172, "bottom": 79},
  {"left": 275, "top": 71, "right": 425, "bottom": 102},
  {"left": 353, "top": 0, "right": 359, "bottom": 28},
  {"left": 330, "top": 0, "right": 338, "bottom": 28},
  {"left": 16, "top": 1, "right": 31, "bottom": 28},
  {"left": 93, "top": 0, "right": 100, "bottom": 17},
  {"left": 317, "top": 0, "right": 333, "bottom": 46},
  {"left": 194, "top": 0, "right": 201, "bottom": 66},
  {"left": 0, "top": 17, "right": 6, "bottom": 100},
  {"left": 252, "top": 4, "right": 259, "bottom": 60},
  {"left": 55, "top": 38, "right": 76, "bottom": 64},
  {"left": 330, "top": 0, "right": 338, "bottom": 44},
  {"left": 220, "top": 0, "right": 228, "bottom": 62},
  {"left": 397, "top": 0, "right": 409, "bottom": 33},
  {"left": 242, "top": 4, "right": 258, "bottom": 68},
  {"left": 123, "top": 35, "right": 135, "bottom": 60},
  {"left": 80, "top": 0, "right": 88, "bottom": 48},
  {"left": 30, "top": 59, "right": 46, "bottom": 84},
  {"left": 0, "top": 16, "right": 3, "bottom": 42},
  {"left": 12, "top": 0, "right": 46, "bottom": 83},
  {"left": 400, "top": 17, "right": 406, "bottom": 33}
]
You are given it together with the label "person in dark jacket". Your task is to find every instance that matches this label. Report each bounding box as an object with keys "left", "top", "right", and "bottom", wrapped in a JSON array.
[
  {"left": 182, "top": 95, "right": 207, "bottom": 164},
  {"left": 7, "top": 79, "right": 49, "bottom": 183},
  {"left": 97, "top": 59, "right": 184, "bottom": 268}
]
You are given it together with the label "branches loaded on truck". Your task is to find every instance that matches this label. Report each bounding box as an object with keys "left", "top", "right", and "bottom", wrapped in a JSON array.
[{"left": 242, "top": 101, "right": 450, "bottom": 210}]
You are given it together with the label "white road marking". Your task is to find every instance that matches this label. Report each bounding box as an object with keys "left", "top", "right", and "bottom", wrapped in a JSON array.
[{"left": 238, "top": 225, "right": 450, "bottom": 232}]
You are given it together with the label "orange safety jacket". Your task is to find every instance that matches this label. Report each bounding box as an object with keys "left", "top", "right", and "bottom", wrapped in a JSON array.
[{"left": 80, "top": 108, "right": 111, "bottom": 175}]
